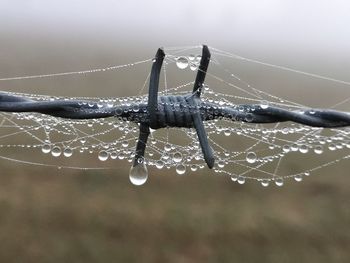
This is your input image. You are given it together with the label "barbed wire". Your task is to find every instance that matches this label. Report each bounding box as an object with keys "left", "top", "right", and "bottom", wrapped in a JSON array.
[{"left": 0, "top": 45, "right": 349, "bottom": 185}]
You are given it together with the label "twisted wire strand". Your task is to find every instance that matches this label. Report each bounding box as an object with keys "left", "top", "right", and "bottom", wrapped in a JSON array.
[
  {"left": 220, "top": 104, "right": 350, "bottom": 128},
  {"left": 0, "top": 92, "right": 349, "bottom": 128}
]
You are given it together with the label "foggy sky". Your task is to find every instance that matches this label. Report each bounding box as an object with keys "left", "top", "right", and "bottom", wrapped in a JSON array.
[{"left": 1, "top": 0, "right": 350, "bottom": 54}]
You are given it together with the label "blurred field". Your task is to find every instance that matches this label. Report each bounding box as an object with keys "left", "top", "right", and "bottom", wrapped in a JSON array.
[
  {"left": 0, "top": 31, "right": 349, "bottom": 262},
  {"left": 0, "top": 160, "right": 349, "bottom": 263}
]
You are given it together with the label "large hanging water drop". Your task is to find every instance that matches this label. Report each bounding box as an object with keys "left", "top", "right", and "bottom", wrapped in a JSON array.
[
  {"left": 129, "top": 160, "right": 148, "bottom": 186},
  {"left": 176, "top": 57, "right": 189, "bottom": 69}
]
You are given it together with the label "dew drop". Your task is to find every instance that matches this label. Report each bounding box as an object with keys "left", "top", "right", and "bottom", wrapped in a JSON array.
[
  {"left": 122, "top": 140, "right": 129, "bottom": 148},
  {"left": 299, "top": 144, "right": 309, "bottom": 154},
  {"left": 217, "top": 160, "right": 225, "bottom": 168},
  {"left": 176, "top": 164, "right": 186, "bottom": 175},
  {"left": 189, "top": 63, "right": 198, "bottom": 71},
  {"left": 282, "top": 145, "right": 291, "bottom": 153},
  {"left": 188, "top": 54, "right": 195, "bottom": 61},
  {"left": 314, "top": 145, "right": 323, "bottom": 154},
  {"left": 224, "top": 129, "right": 231, "bottom": 136},
  {"left": 51, "top": 146, "right": 62, "bottom": 157},
  {"left": 155, "top": 160, "right": 164, "bottom": 169},
  {"left": 190, "top": 164, "right": 198, "bottom": 171},
  {"left": 164, "top": 144, "right": 172, "bottom": 152},
  {"left": 244, "top": 113, "right": 253, "bottom": 122},
  {"left": 129, "top": 162, "right": 148, "bottom": 186},
  {"left": 231, "top": 174, "right": 238, "bottom": 181},
  {"left": 260, "top": 101, "right": 269, "bottom": 109},
  {"left": 176, "top": 57, "right": 189, "bottom": 69},
  {"left": 63, "top": 147, "right": 73, "bottom": 157},
  {"left": 110, "top": 151, "right": 118, "bottom": 159},
  {"left": 246, "top": 152, "right": 257, "bottom": 164},
  {"left": 291, "top": 144, "right": 299, "bottom": 151},
  {"left": 261, "top": 179, "right": 270, "bottom": 187},
  {"left": 173, "top": 152, "right": 183, "bottom": 163},
  {"left": 41, "top": 144, "right": 51, "bottom": 154},
  {"left": 98, "top": 150, "right": 109, "bottom": 161},
  {"left": 237, "top": 176, "right": 245, "bottom": 184},
  {"left": 275, "top": 178, "right": 284, "bottom": 187},
  {"left": 328, "top": 143, "right": 336, "bottom": 151},
  {"left": 294, "top": 174, "right": 303, "bottom": 182}
]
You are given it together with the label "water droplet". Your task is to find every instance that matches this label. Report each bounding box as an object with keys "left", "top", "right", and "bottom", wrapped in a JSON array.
[
  {"left": 176, "top": 164, "right": 186, "bottom": 175},
  {"left": 282, "top": 145, "right": 291, "bottom": 153},
  {"left": 294, "top": 174, "right": 303, "bottom": 182},
  {"left": 63, "top": 147, "right": 73, "bottom": 157},
  {"left": 217, "top": 160, "right": 225, "bottom": 168},
  {"left": 41, "top": 144, "right": 51, "bottom": 154},
  {"left": 275, "top": 178, "right": 284, "bottom": 186},
  {"left": 246, "top": 152, "right": 257, "bottom": 164},
  {"left": 314, "top": 145, "right": 323, "bottom": 154},
  {"left": 190, "top": 164, "right": 198, "bottom": 171},
  {"left": 155, "top": 160, "right": 164, "bottom": 169},
  {"left": 231, "top": 175, "right": 238, "bottom": 181},
  {"left": 291, "top": 144, "right": 299, "bottom": 151},
  {"left": 299, "top": 144, "right": 309, "bottom": 154},
  {"left": 261, "top": 179, "right": 270, "bottom": 187},
  {"left": 176, "top": 57, "right": 189, "bottom": 69},
  {"left": 237, "top": 176, "right": 245, "bottom": 184},
  {"left": 328, "top": 143, "right": 336, "bottom": 150},
  {"left": 98, "top": 150, "right": 109, "bottom": 161},
  {"left": 173, "top": 152, "right": 183, "bottom": 163},
  {"left": 164, "top": 144, "right": 172, "bottom": 152},
  {"left": 260, "top": 101, "right": 269, "bottom": 109},
  {"left": 51, "top": 146, "right": 62, "bottom": 157},
  {"left": 188, "top": 54, "right": 195, "bottom": 61},
  {"left": 189, "top": 63, "right": 198, "bottom": 71},
  {"left": 129, "top": 162, "right": 148, "bottom": 186},
  {"left": 244, "top": 113, "right": 253, "bottom": 122}
]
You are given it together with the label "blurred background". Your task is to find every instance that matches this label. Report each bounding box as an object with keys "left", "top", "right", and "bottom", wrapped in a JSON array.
[{"left": 0, "top": 0, "right": 349, "bottom": 262}]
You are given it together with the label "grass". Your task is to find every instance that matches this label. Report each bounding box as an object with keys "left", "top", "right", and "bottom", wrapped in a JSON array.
[{"left": 0, "top": 159, "right": 349, "bottom": 263}]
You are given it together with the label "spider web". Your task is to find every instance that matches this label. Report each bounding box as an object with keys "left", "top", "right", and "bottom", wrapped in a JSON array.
[{"left": 0, "top": 45, "right": 349, "bottom": 186}]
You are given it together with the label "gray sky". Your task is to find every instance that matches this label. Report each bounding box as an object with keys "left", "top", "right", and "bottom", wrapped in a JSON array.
[{"left": 1, "top": 0, "right": 350, "bottom": 54}]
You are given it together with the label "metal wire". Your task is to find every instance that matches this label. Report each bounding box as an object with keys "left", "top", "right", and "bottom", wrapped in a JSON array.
[{"left": 0, "top": 45, "right": 349, "bottom": 169}]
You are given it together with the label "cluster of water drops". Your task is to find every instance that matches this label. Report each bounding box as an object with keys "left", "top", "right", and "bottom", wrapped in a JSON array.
[{"left": 176, "top": 54, "right": 202, "bottom": 71}]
